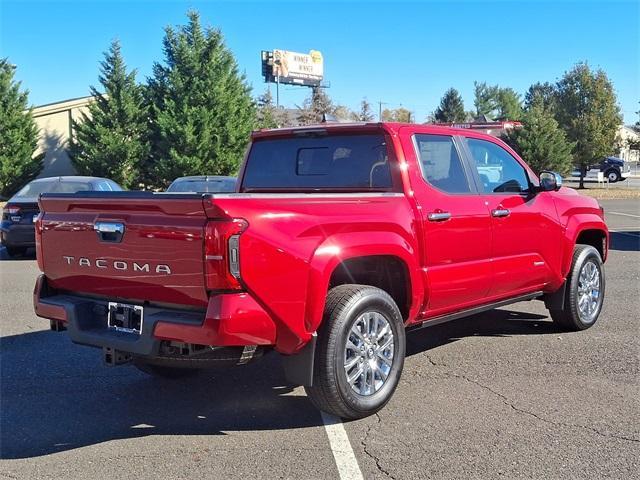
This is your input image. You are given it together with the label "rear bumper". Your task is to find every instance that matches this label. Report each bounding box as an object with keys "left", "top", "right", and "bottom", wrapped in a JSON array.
[
  {"left": 1, "top": 222, "right": 35, "bottom": 247},
  {"left": 33, "top": 275, "right": 277, "bottom": 356}
]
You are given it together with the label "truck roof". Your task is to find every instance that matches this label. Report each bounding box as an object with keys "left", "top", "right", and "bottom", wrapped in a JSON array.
[{"left": 252, "top": 122, "right": 495, "bottom": 140}]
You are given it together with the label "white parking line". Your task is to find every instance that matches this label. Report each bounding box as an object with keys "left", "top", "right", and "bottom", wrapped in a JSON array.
[
  {"left": 609, "top": 211, "right": 640, "bottom": 219},
  {"left": 320, "top": 411, "right": 364, "bottom": 480}
]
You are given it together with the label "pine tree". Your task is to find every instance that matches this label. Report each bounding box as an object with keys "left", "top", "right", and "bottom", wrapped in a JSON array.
[
  {"left": 555, "top": 63, "right": 622, "bottom": 188},
  {"left": 352, "top": 99, "right": 375, "bottom": 121},
  {"left": 504, "top": 99, "right": 575, "bottom": 175},
  {"left": 298, "top": 87, "right": 334, "bottom": 125},
  {"left": 0, "top": 59, "right": 43, "bottom": 199},
  {"left": 434, "top": 88, "right": 465, "bottom": 123},
  {"left": 525, "top": 82, "right": 557, "bottom": 112},
  {"left": 256, "top": 88, "right": 281, "bottom": 129},
  {"left": 147, "top": 11, "right": 256, "bottom": 187},
  {"left": 474, "top": 81, "right": 500, "bottom": 118},
  {"left": 68, "top": 40, "right": 148, "bottom": 189},
  {"left": 496, "top": 88, "right": 523, "bottom": 120}
]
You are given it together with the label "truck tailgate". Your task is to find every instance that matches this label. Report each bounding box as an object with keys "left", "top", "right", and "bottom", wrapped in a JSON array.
[{"left": 38, "top": 193, "right": 210, "bottom": 308}]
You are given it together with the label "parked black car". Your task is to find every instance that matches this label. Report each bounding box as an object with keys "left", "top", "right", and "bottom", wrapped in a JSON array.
[
  {"left": 166, "top": 176, "right": 237, "bottom": 193},
  {"left": 1, "top": 176, "right": 123, "bottom": 257}
]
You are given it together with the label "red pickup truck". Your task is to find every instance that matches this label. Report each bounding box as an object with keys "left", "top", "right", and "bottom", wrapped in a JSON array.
[{"left": 34, "top": 123, "right": 608, "bottom": 419}]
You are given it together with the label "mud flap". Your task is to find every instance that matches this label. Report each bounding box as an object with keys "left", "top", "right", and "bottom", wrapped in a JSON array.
[
  {"left": 544, "top": 281, "right": 567, "bottom": 310},
  {"left": 281, "top": 333, "right": 316, "bottom": 387}
]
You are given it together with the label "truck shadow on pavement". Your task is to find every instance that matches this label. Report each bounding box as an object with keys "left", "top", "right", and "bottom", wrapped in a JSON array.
[
  {"left": 1, "top": 308, "right": 553, "bottom": 459},
  {"left": 406, "top": 308, "right": 553, "bottom": 356}
]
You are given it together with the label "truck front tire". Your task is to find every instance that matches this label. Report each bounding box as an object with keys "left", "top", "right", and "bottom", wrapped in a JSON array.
[
  {"left": 550, "top": 244, "right": 605, "bottom": 331},
  {"left": 305, "top": 284, "right": 406, "bottom": 420}
]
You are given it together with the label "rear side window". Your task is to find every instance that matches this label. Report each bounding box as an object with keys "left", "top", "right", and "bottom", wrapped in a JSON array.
[
  {"left": 414, "top": 134, "right": 471, "bottom": 194},
  {"left": 241, "top": 134, "right": 393, "bottom": 191}
]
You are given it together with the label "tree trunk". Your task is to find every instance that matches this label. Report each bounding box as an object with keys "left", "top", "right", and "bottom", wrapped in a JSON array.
[{"left": 578, "top": 166, "right": 586, "bottom": 189}]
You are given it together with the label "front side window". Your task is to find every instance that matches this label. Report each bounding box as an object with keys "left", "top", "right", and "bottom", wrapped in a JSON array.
[
  {"left": 466, "top": 138, "right": 530, "bottom": 193},
  {"left": 414, "top": 134, "right": 471, "bottom": 194}
]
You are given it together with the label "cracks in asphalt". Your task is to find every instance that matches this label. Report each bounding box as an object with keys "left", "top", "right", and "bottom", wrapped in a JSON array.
[
  {"left": 424, "top": 354, "right": 639, "bottom": 444},
  {"left": 360, "top": 412, "right": 396, "bottom": 479}
]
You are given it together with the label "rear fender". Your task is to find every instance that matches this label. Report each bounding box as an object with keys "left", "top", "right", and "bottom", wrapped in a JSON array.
[{"left": 303, "top": 231, "right": 422, "bottom": 337}]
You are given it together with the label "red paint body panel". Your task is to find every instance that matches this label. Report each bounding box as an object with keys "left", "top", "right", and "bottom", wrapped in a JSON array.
[
  {"left": 154, "top": 292, "right": 277, "bottom": 346},
  {"left": 34, "top": 122, "right": 608, "bottom": 356}
]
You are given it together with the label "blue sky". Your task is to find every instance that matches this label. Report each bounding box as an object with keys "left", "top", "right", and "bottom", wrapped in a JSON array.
[{"left": 1, "top": 0, "right": 638, "bottom": 122}]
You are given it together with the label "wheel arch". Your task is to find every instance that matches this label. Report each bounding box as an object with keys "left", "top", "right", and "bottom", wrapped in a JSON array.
[{"left": 304, "top": 232, "right": 422, "bottom": 336}]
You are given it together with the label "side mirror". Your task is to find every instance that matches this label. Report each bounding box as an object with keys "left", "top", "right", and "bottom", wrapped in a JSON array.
[{"left": 539, "top": 171, "right": 562, "bottom": 192}]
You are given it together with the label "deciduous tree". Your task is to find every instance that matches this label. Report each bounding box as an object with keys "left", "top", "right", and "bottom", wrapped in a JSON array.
[{"left": 555, "top": 63, "right": 622, "bottom": 188}]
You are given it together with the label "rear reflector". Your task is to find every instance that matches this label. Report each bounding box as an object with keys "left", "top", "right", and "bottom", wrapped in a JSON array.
[{"left": 204, "top": 219, "right": 248, "bottom": 291}]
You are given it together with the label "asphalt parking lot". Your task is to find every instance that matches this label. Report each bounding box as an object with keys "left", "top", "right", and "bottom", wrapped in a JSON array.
[{"left": 1, "top": 199, "right": 638, "bottom": 479}]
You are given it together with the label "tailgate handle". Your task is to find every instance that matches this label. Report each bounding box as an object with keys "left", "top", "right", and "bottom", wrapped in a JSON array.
[{"left": 94, "top": 222, "right": 125, "bottom": 243}]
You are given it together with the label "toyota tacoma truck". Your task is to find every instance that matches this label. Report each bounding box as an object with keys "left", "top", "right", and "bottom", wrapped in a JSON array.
[{"left": 33, "top": 123, "right": 608, "bottom": 419}]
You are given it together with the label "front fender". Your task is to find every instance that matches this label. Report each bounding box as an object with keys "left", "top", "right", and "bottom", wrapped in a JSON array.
[
  {"left": 303, "top": 231, "right": 423, "bottom": 337},
  {"left": 562, "top": 214, "right": 609, "bottom": 277}
]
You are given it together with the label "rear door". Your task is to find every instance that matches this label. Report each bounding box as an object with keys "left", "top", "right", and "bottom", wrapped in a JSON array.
[
  {"left": 39, "top": 193, "right": 210, "bottom": 308},
  {"left": 462, "top": 136, "right": 563, "bottom": 297},
  {"left": 401, "top": 131, "right": 493, "bottom": 317}
]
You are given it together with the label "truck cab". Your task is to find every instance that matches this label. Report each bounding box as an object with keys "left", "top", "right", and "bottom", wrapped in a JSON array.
[{"left": 33, "top": 122, "right": 608, "bottom": 419}]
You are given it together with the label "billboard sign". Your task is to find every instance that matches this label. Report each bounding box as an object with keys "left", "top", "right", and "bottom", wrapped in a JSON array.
[{"left": 262, "top": 50, "right": 323, "bottom": 87}]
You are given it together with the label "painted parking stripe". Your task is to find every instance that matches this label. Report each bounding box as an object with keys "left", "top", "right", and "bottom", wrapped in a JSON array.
[
  {"left": 608, "top": 211, "right": 640, "bottom": 219},
  {"left": 321, "top": 412, "right": 364, "bottom": 480}
]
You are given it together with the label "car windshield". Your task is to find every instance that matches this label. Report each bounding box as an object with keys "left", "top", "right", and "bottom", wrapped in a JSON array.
[{"left": 167, "top": 178, "right": 236, "bottom": 193}]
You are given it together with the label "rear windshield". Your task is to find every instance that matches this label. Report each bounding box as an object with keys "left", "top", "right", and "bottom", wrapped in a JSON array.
[
  {"left": 167, "top": 178, "right": 237, "bottom": 193},
  {"left": 13, "top": 179, "right": 119, "bottom": 198},
  {"left": 241, "top": 134, "right": 393, "bottom": 192}
]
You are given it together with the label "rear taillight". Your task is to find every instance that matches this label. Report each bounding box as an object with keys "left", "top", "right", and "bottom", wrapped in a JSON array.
[
  {"left": 204, "top": 219, "right": 248, "bottom": 291},
  {"left": 3, "top": 205, "right": 21, "bottom": 222}
]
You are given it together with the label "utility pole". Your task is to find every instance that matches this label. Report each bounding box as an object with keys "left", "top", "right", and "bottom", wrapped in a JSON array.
[{"left": 378, "top": 101, "right": 388, "bottom": 121}]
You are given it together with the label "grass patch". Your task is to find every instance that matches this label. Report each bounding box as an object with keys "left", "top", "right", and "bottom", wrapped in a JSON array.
[{"left": 567, "top": 188, "right": 640, "bottom": 200}]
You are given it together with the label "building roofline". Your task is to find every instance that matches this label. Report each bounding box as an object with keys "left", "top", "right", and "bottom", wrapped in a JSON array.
[{"left": 32, "top": 95, "right": 96, "bottom": 116}]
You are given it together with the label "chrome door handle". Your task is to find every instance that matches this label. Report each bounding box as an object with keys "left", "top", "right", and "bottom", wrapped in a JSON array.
[
  {"left": 427, "top": 212, "right": 452, "bottom": 222},
  {"left": 491, "top": 208, "right": 510, "bottom": 218}
]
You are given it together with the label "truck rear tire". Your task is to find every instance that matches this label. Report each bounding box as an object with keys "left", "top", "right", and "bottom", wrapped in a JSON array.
[
  {"left": 549, "top": 244, "right": 605, "bottom": 331},
  {"left": 305, "top": 284, "right": 406, "bottom": 420}
]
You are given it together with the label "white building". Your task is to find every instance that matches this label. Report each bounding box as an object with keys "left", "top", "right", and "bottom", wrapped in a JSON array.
[
  {"left": 617, "top": 125, "right": 640, "bottom": 164},
  {"left": 32, "top": 96, "right": 92, "bottom": 178}
]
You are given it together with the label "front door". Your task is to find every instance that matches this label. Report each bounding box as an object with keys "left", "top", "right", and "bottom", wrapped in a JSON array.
[
  {"left": 403, "top": 132, "right": 493, "bottom": 318},
  {"left": 463, "top": 136, "right": 562, "bottom": 298}
]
